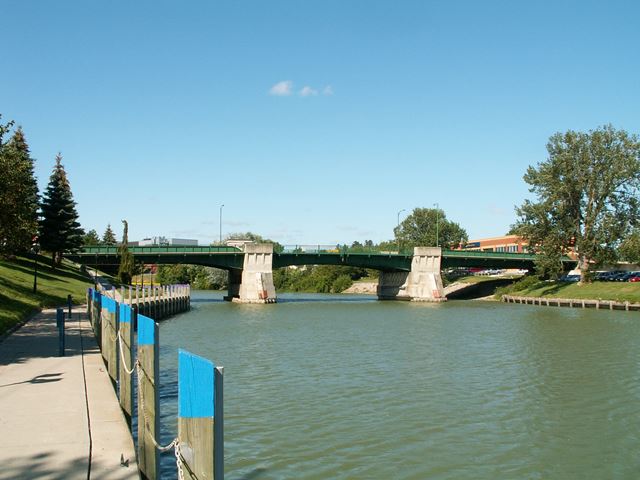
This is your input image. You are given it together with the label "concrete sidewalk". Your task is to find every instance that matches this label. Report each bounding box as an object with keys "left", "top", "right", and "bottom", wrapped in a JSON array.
[{"left": 0, "top": 307, "right": 139, "bottom": 479}]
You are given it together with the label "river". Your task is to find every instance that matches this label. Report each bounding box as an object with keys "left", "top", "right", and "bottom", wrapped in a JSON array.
[{"left": 151, "top": 291, "right": 640, "bottom": 479}]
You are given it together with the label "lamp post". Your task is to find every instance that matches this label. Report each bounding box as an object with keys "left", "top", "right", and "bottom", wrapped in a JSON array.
[
  {"left": 31, "top": 238, "right": 40, "bottom": 293},
  {"left": 219, "top": 204, "right": 224, "bottom": 245},
  {"left": 396, "top": 209, "right": 406, "bottom": 253},
  {"left": 433, "top": 203, "right": 439, "bottom": 247}
]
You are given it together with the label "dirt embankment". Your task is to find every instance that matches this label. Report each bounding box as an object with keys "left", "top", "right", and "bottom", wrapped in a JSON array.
[{"left": 343, "top": 282, "right": 378, "bottom": 294}]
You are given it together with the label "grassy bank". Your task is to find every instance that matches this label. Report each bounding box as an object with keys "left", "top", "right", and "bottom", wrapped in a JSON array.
[
  {"left": 496, "top": 277, "right": 640, "bottom": 303},
  {"left": 0, "top": 255, "right": 92, "bottom": 335}
]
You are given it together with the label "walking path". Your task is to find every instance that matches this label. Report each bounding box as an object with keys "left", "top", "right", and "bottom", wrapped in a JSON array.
[{"left": 0, "top": 307, "right": 139, "bottom": 479}]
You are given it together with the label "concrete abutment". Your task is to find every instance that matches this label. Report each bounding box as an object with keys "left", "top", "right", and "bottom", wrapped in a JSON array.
[
  {"left": 224, "top": 244, "right": 277, "bottom": 303},
  {"left": 377, "top": 247, "right": 446, "bottom": 302}
]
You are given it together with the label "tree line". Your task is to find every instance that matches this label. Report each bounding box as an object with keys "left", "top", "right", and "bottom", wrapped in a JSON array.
[{"left": 0, "top": 115, "right": 83, "bottom": 266}]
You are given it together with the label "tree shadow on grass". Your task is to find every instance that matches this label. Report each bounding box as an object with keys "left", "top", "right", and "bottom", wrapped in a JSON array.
[
  {"left": 5, "top": 255, "right": 89, "bottom": 282},
  {"left": 1, "top": 260, "right": 59, "bottom": 282}
]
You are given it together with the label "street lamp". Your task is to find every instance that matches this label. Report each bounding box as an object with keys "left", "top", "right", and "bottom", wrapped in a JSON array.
[
  {"left": 433, "top": 203, "right": 439, "bottom": 247},
  {"left": 31, "top": 237, "right": 40, "bottom": 293},
  {"left": 396, "top": 209, "right": 406, "bottom": 252},
  {"left": 219, "top": 204, "right": 224, "bottom": 245},
  {"left": 397, "top": 209, "right": 406, "bottom": 228}
]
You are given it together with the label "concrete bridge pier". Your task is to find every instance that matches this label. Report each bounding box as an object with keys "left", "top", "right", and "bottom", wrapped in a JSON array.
[
  {"left": 377, "top": 247, "right": 446, "bottom": 302},
  {"left": 224, "top": 244, "right": 277, "bottom": 303}
]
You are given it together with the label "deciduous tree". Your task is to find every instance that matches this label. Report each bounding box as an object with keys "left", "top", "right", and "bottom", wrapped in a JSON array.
[
  {"left": 513, "top": 125, "right": 640, "bottom": 281},
  {"left": 394, "top": 207, "right": 468, "bottom": 250}
]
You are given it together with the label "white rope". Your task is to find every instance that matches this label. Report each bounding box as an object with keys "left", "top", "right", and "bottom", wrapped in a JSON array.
[
  {"left": 134, "top": 360, "right": 181, "bottom": 460},
  {"left": 117, "top": 330, "right": 186, "bottom": 478},
  {"left": 117, "top": 331, "right": 137, "bottom": 375}
]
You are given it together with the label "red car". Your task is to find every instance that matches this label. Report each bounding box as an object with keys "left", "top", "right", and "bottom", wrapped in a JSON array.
[{"left": 629, "top": 276, "right": 640, "bottom": 282}]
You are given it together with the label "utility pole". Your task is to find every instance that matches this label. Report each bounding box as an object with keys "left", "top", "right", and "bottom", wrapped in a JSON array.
[
  {"left": 396, "top": 209, "right": 406, "bottom": 252},
  {"left": 219, "top": 204, "right": 224, "bottom": 245},
  {"left": 433, "top": 203, "right": 439, "bottom": 247}
]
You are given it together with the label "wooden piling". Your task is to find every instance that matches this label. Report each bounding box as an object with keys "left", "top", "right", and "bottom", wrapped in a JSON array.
[
  {"left": 178, "top": 349, "right": 223, "bottom": 480},
  {"left": 137, "top": 314, "right": 160, "bottom": 480},
  {"left": 101, "top": 296, "right": 119, "bottom": 383},
  {"left": 118, "top": 302, "right": 135, "bottom": 424}
]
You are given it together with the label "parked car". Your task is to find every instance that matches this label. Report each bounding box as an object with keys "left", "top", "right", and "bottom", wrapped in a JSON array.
[
  {"left": 629, "top": 276, "right": 640, "bottom": 282},
  {"left": 559, "top": 274, "right": 580, "bottom": 282}
]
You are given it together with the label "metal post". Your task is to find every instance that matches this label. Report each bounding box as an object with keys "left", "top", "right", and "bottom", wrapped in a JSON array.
[
  {"left": 219, "top": 204, "right": 224, "bottom": 244},
  {"left": 214, "top": 366, "right": 224, "bottom": 480},
  {"left": 56, "top": 308, "right": 65, "bottom": 356},
  {"left": 433, "top": 203, "right": 439, "bottom": 247},
  {"left": 396, "top": 209, "right": 406, "bottom": 252},
  {"left": 32, "top": 252, "right": 38, "bottom": 293},
  {"left": 67, "top": 294, "right": 72, "bottom": 320}
]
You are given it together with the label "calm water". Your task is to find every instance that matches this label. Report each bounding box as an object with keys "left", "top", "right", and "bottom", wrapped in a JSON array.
[{"left": 153, "top": 292, "right": 640, "bottom": 479}]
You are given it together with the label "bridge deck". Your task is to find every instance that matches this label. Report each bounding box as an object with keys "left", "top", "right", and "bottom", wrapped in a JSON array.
[{"left": 67, "top": 246, "right": 574, "bottom": 271}]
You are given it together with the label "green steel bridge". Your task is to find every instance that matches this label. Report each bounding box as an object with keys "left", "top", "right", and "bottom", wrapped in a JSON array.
[{"left": 66, "top": 245, "right": 575, "bottom": 272}]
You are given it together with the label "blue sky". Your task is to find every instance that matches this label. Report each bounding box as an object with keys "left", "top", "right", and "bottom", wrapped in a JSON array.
[{"left": 2, "top": 1, "right": 639, "bottom": 245}]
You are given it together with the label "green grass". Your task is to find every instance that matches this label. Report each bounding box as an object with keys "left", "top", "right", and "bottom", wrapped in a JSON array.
[
  {"left": 501, "top": 279, "right": 640, "bottom": 303},
  {"left": 0, "top": 255, "right": 93, "bottom": 335}
]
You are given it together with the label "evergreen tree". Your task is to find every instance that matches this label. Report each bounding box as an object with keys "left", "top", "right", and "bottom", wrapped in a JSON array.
[
  {"left": 102, "top": 224, "right": 116, "bottom": 245},
  {"left": 39, "top": 154, "right": 84, "bottom": 266},
  {"left": 118, "top": 220, "right": 135, "bottom": 284},
  {"left": 0, "top": 121, "right": 39, "bottom": 256},
  {"left": 83, "top": 229, "right": 101, "bottom": 246}
]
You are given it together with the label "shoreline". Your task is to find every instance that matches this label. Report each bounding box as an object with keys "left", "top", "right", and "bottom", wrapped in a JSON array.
[{"left": 502, "top": 294, "right": 640, "bottom": 312}]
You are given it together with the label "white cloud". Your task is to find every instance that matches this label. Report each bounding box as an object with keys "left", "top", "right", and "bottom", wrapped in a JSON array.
[
  {"left": 269, "top": 80, "right": 293, "bottom": 96},
  {"left": 322, "top": 85, "right": 334, "bottom": 96},
  {"left": 299, "top": 86, "right": 318, "bottom": 97}
]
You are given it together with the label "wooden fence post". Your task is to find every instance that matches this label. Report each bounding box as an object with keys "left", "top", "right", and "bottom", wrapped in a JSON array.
[
  {"left": 118, "top": 302, "right": 134, "bottom": 425},
  {"left": 178, "top": 349, "right": 223, "bottom": 480},
  {"left": 137, "top": 314, "right": 160, "bottom": 480},
  {"left": 100, "top": 296, "right": 119, "bottom": 382}
]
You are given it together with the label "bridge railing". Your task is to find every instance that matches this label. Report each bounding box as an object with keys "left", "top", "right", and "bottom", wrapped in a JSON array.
[
  {"left": 79, "top": 245, "right": 242, "bottom": 254},
  {"left": 280, "top": 245, "right": 412, "bottom": 255}
]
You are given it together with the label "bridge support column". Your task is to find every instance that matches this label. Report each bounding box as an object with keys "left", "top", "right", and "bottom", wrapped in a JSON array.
[
  {"left": 377, "top": 247, "right": 446, "bottom": 302},
  {"left": 224, "top": 244, "right": 277, "bottom": 303}
]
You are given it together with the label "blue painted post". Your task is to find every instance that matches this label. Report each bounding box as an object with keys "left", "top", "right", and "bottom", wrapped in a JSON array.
[
  {"left": 137, "top": 314, "right": 160, "bottom": 480},
  {"left": 87, "top": 288, "right": 92, "bottom": 317},
  {"left": 178, "top": 349, "right": 223, "bottom": 480},
  {"left": 118, "top": 302, "right": 134, "bottom": 423},
  {"left": 56, "top": 308, "right": 65, "bottom": 356},
  {"left": 101, "top": 296, "right": 119, "bottom": 382}
]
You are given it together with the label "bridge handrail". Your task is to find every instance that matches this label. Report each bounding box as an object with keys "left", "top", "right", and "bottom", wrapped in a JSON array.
[
  {"left": 78, "top": 245, "right": 242, "bottom": 254},
  {"left": 442, "top": 249, "right": 574, "bottom": 262}
]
